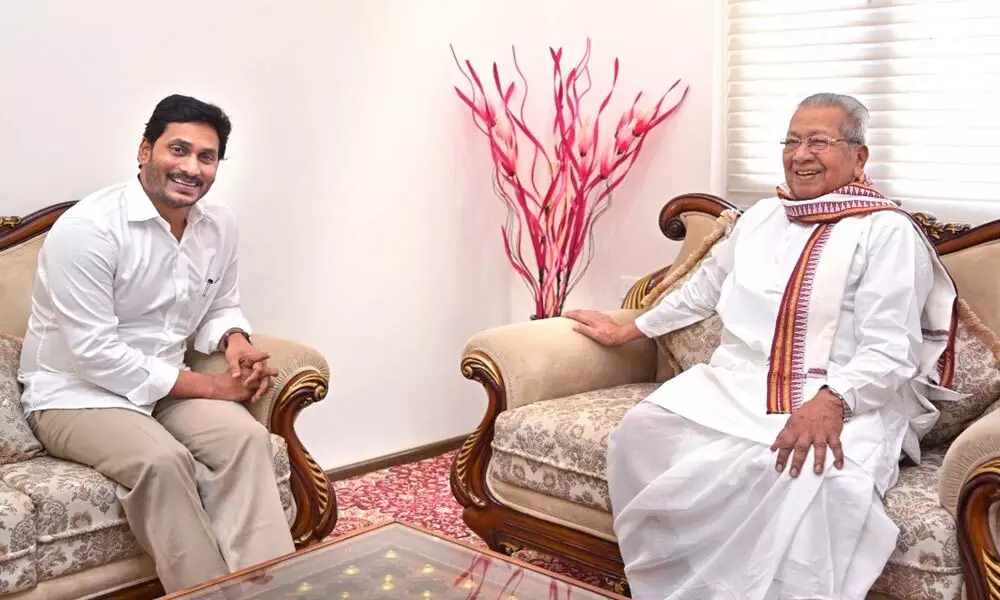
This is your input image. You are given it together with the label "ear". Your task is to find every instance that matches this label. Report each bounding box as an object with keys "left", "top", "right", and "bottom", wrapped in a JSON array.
[
  {"left": 137, "top": 138, "right": 152, "bottom": 168},
  {"left": 853, "top": 144, "right": 869, "bottom": 179}
]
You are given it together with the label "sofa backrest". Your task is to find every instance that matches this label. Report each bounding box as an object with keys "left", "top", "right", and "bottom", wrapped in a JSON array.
[
  {"left": 0, "top": 203, "right": 75, "bottom": 339},
  {"left": 0, "top": 234, "right": 45, "bottom": 338},
  {"left": 940, "top": 237, "right": 1000, "bottom": 337}
]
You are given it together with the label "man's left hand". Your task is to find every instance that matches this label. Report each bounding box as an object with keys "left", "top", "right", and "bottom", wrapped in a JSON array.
[
  {"left": 770, "top": 389, "right": 845, "bottom": 477},
  {"left": 223, "top": 334, "right": 278, "bottom": 403}
]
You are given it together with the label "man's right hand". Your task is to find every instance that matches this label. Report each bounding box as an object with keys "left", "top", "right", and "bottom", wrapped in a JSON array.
[
  {"left": 224, "top": 345, "right": 277, "bottom": 403},
  {"left": 209, "top": 368, "right": 265, "bottom": 402},
  {"left": 211, "top": 349, "right": 277, "bottom": 402},
  {"left": 170, "top": 354, "right": 274, "bottom": 403},
  {"left": 564, "top": 309, "right": 643, "bottom": 347}
]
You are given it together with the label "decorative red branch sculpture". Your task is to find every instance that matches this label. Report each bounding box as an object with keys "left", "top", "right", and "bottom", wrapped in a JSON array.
[{"left": 451, "top": 38, "right": 688, "bottom": 319}]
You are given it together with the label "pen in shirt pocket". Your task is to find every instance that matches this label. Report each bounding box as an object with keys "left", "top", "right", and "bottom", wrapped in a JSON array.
[{"left": 202, "top": 277, "right": 217, "bottom": 297}]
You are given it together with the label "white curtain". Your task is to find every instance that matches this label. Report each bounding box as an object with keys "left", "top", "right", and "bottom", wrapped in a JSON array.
[{"left": 725, "top": 0, "right": 1000, "bottom": 225}]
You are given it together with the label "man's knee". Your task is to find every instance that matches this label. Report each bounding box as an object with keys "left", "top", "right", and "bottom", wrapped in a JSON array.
[
  {"left": 612, "top": 401, "right": 659, "bottom": 441},
  {"left": 224, "top": 418, "right": 272, "bottom": 456},
  {"left": 608, "top": 401, "right": 657, "bottom": 463},
  {"left": 140, "top": 442, "right": 197, "bottom": 481}
]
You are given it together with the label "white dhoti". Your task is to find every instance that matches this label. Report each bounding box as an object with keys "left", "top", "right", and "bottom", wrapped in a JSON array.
[{"left": 608, "top": 400, "right": 898, "bottom": 600}]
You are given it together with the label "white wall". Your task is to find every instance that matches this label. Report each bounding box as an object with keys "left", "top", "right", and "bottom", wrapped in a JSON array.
[{"left": 0, "top": 0, "right": 722, "bottom": 469}]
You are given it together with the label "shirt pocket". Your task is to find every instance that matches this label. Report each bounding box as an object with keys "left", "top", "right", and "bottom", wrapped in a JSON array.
[{"left": 184, "top": 251, "right": 222, "bottom": 331}]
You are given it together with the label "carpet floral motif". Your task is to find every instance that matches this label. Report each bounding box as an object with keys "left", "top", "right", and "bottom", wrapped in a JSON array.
[{"left": 329, "top": 451, "right": 614, "bottom": 591}]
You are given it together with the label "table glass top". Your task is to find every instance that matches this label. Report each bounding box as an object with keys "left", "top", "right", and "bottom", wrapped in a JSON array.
[{"left": 169, "top": 521, "right": 619, "bottom": 599}]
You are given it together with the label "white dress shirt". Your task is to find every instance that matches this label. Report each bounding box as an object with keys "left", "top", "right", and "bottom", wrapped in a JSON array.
[{"left": 18, "top": 177, "right": 251, "bottom": 416}]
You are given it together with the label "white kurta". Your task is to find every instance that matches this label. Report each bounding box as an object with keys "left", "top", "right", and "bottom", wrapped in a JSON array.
[{"left": 609, "top": 196, "right": 952, "bottom": 600}]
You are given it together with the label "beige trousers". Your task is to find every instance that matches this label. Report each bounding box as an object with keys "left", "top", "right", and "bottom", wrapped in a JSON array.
[{"left": 29, "top": 398, "right": 296, "bottom": 594}]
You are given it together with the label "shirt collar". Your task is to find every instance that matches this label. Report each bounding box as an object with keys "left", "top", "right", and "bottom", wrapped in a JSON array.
[{"left": 125, "top": 176, "right": 208, "bottom": 225}]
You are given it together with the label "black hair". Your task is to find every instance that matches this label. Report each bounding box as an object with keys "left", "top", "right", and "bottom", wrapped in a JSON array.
[{"left": 142, "top": 94, "right": 233, "bottom": 159}]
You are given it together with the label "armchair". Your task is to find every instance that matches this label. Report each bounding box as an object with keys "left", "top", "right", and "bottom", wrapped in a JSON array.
[{"left": 452, "top": 192, "right": 1000, "bottom": 600}]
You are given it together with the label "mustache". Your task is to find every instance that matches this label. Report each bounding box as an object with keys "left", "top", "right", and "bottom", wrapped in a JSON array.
[{"left": 168, "top": 171, "right": 204, "bottom": 187}]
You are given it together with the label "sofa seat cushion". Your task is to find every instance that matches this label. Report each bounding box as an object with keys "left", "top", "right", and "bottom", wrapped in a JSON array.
[
  {"left": 0, "top": 432, "right": 296, "bottom": 585},
  {"left": 0, "top": 333, "right": 45, "bottom": 465},
  {"left": 0, "top": 480, "right": 37, "bottom": 595},
  {"left": 0, "top": 456, "right": 144, "bottom": 581},
  {"left": 490, "top": 382, "right": 659, "bottom": 512},
  {"left": 870, "top": 445, "right": 963, "bottom": 600}
]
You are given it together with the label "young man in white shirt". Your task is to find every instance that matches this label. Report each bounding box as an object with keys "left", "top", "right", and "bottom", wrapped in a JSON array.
[{"left": 18, "top": 94, "right": 295, "bottom": 593}]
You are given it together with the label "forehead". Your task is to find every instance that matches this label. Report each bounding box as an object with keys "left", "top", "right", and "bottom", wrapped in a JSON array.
[
  {"left": 157, "top": 122, "right": 220, "bottom": 151},
  {"left": 786, "top": 105, "right": 847, "bottom": 136}
]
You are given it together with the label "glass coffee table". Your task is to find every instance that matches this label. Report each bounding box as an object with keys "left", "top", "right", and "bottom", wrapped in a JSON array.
[{"left": 163, "top": 520, "right": 627, "bottom": 599}]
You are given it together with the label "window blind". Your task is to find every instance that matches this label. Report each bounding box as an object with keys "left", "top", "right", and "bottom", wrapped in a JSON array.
[{"left": 725, "top": 0, "right": 1000, "bottom": 224}]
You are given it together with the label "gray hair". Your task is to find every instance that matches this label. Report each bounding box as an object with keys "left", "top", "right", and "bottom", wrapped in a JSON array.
[{"left": 798, "top": 93, "right": 869, "bottom": 145}]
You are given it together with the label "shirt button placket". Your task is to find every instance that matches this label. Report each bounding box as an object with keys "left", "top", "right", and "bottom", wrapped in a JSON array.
[{"left": 165, "top": 245, "right": 186, "bottom": 337}]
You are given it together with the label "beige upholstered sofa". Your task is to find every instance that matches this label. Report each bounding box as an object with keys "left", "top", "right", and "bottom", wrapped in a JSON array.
[
  {"left": 0, "top": 203, "right": 337, "bottom": 600},
  {"left": 452, "top": 193, "right": 1000, "bottom": 600}
]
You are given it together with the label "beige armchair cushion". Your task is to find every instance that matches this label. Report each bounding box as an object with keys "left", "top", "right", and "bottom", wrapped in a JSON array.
[
  {"left": 0, "top": 333, "right": 45, "bottom": 465},
  {"left": 941, "top": 239, "right": 1000, "bottom": 337},
  {"left": 490, "top": 382, "right": 660, "bottom": 512},
  {"left": 938, "top": 408, "right": 1000, "bottom": 517},
  {"left": 463, "top": 311, "right": 656, "bottom": 411},
  {"left": 0, "top": 233, "right": 45, "bottom": 339}
]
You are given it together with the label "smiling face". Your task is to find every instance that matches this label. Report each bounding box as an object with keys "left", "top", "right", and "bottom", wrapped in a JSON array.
[
  {"left": 137, "top": 121, "right": 220, "bottom": 210},
  {"left": 782, "top": 105, "right": 869, "bottom": 200}
]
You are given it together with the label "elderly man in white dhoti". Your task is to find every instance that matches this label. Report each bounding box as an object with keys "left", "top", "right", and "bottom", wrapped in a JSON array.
[{"left": 565, "top": 93, "right": 961, "bottom": 600}]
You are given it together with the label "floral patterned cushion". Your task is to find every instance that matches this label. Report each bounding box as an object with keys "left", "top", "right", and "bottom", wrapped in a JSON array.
[
  {"left": 0, "top": 333, "right": 45, "bottom": 465},
  {"left": 870, "top": 445, "right": 963, "bottom": 600},
  {"left": 0, "top": 480, "right": 37, "bottom": 595},
  {"left": 922, "top": 300, "right": 1000, "bottom": 447},
  {"left": 490, "top": 383, "right": 660, "bottom": 512},
  {"left": 0, "top": 432, "right": 296, "bottom": 589},
  {"left": 655, "top": 314, "right": 724, "bottom": 376}
]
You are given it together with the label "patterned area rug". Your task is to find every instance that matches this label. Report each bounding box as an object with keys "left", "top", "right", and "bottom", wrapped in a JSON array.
[{"left": 328, "top": 450, "right": 616, "bottom": 593}]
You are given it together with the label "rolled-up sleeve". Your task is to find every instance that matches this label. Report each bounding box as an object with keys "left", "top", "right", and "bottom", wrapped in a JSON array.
[
  {"left": 43, "top": 217, "right": 180, "bottom": 406},
  {"left": 192, "top": 232, "right": 252, "bottom": 354}
]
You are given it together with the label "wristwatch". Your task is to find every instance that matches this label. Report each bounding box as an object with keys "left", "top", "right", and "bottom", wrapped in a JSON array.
[
  {"left": 823, "top": 386, "right": 853, "bottom": 422},
  {"left": 219, "top": 328, "right": 252, "bottom": 351}
]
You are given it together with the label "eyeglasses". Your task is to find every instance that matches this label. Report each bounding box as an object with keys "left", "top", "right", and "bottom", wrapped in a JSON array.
[{"left": 780, "top": 136, "right": 858, "bottom": 153}]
